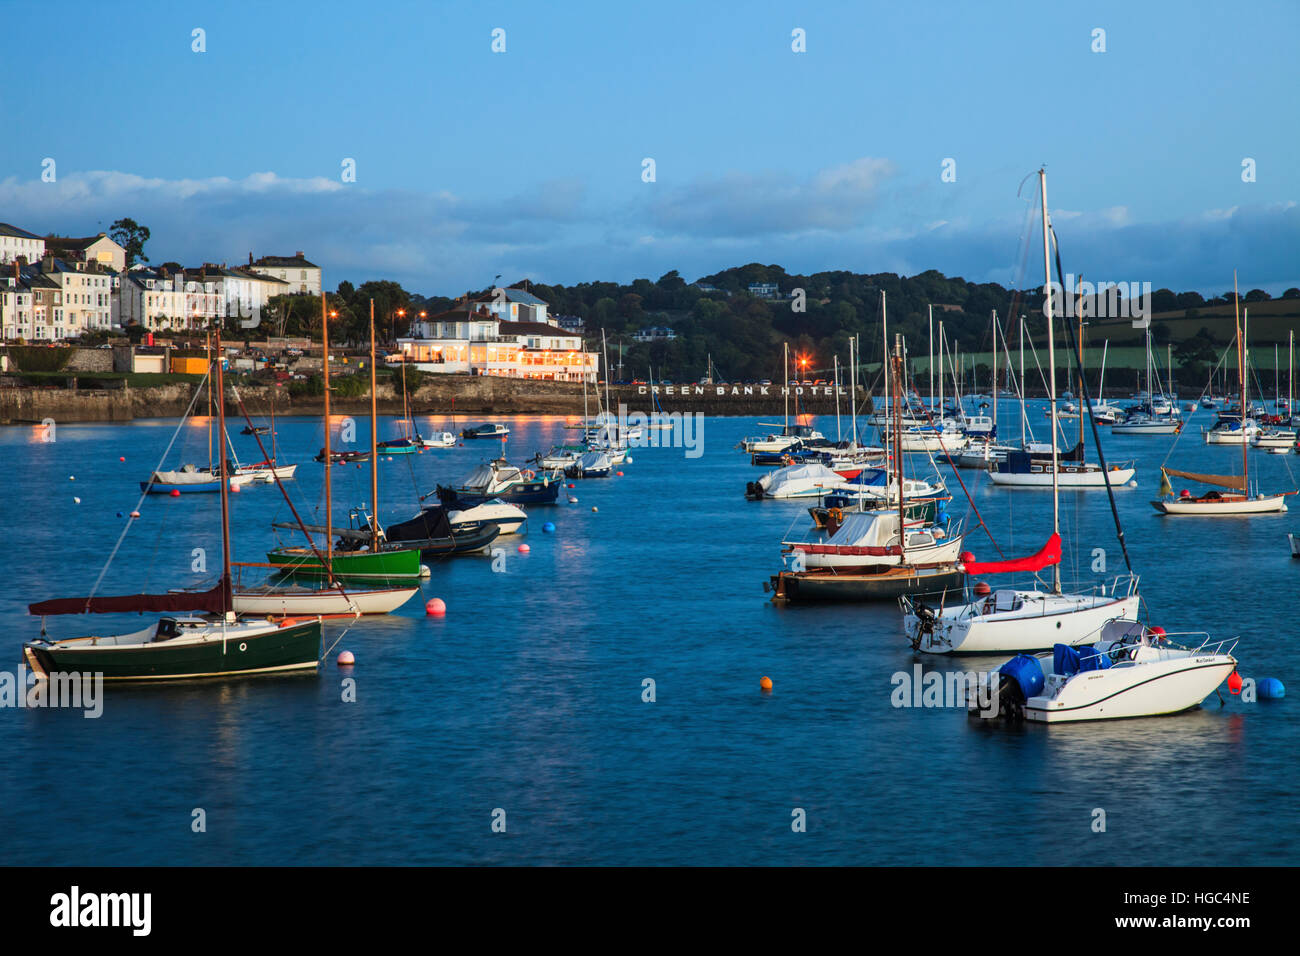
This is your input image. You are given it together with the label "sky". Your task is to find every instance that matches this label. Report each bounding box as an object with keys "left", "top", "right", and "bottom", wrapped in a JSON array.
[{"left": 1, "top": 0, "right": 1297, "bottom": 298}]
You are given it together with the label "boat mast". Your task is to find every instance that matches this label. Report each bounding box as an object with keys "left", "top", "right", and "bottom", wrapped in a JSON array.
[
  {"left": 1019, "top": 316, "right": 1026, "bottom": 448},
  {"left": 894, "top": 333, "right": 906, "bottom": 563},
  {"left": 322, "top": 292, "right": 333, "bottom": 573},
  {"left": 1077, "top": 284, "right": 1085, "bottom": 449},
  {"left": 214, "top": 323, "right": 232, "bottom": 613},
  {"left": 833, "top": 355, "right": 841, "bottom": 441},
  {"left": 928, "top": 304, "right": 934, "bottom": 414},
  {"left": 991, "top": 311, "right": 998, "bottom": 434},
  {"left": 849, "top": 336, "right": 859, "bottom": 446},
  {"left": 783, "top": 341, "right": 790, "bottom": 430},
  {"left": 881, "top": 291, "right": 890, "bottom": 427},
  {"left": 937, "top": 322, "right": 945, "bottom": 422},
  {"left": 369, "top": 299, "right": 380, "bottom": 552},
  {"left": 1039, "top": 168, "right": 1061, "bottom": 594},
  {"left": 1236, "top": 276, "right": 1247, "bottom": 492}
]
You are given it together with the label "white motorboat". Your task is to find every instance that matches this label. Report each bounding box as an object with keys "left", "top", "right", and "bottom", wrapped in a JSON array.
[
  {"left": 783, "top": 509, "right": 962, "bottom": 570},
  {"left": 238, "top": 461, "right": 299, "bottom": 483},
  {"left": 1252, "top": 427, "right": 1297, "bottom": 449},
  {"left": 981, "top": 619, "right": 1238, "bottom": 723},
  {"left": 1204, "top": 418, "right": 1258, "bottom": 444},
  {"left": 418, "top": 431, "right": 457, "bottom": 448},
  {"left": 1110, "top": 415, "right": 1180, "bottom": 436},
  {"left": 448, "top": 499, "right": 527, "bottom": 535},
  {"left": 745, "top": 462, "right": 852, "bottom": 500}
]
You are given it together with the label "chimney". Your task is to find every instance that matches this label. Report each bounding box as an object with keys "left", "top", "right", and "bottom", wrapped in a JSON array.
[
  {"left": 248, "top": 252, "right": 254, "bottom": 266},
  {"left": 295, "top": 251, "right": 304, "bottom": 258}
]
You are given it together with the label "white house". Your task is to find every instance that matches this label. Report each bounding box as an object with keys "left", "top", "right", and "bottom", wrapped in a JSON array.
[
  {"left": 0, "top": 223, "right": 45, "bottom": 265},
  {"left": 249, "top": 251, "right": 321, "bottom": 296},
  {"left": 189, "top": 264, "right": 290, "bottom": 328},
  {"left": 398, "top": 301, "right": 596, "bottom": 382},
  {"left": 0, "top": 273, "right": 34, "bottom": 340},
  {"left": 474, "top": 285, "right": 551, "bottom": 325},
  {"left": 43, "top": 233, "right": 128, "bottom": 273},
  {"left": 37, "top": 258, "right": 116, "bottom": 337},
  {"left": 120, "top": 268, "right": 221, "bottom": 331}
]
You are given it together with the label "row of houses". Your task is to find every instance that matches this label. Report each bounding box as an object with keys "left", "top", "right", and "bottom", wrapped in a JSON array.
[{"left": 0, "top": 222, "right": 321, "bottom": 340}]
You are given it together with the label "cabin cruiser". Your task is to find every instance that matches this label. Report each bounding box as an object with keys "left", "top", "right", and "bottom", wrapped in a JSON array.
[
  {"left": 977, "top": 619, "right": 1238, "bottom": 722},
  {"left": 741, "top": 423, "right": 826, "bottom": 454},
  {"left": 745, "top": 462, "right": 853, "bottom": 500},
  {"left": 461, "top": 422, "right": 510, "bottom": 439},
  {"left": 1204, "top": 415, "right": 1259, "bottom": 445},
  {"left": 436, "top": 459, "right": 560, "bottom": 505},
  {"left": 989, "top": 441, "right": 1136, "bottom": 487}
]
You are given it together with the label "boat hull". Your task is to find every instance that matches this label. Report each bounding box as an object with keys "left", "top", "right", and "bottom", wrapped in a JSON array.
[
  {"left": 989, "top": 467, "right": 1136, "bottom": 488},
  {"left": 908, "top": 594, "right": 1142, "bottom": 654},
  {"left": 265, "top": 546, "right": 423, "bottom": 580},
  {"left": 1152, "top": 494, "right": 1289, "bottom": 515},
  {"left": 769, "top": 565, "right": 965, "bottom": 603},
  {"left": 23, "top": 619, "right": 322, "bottom": 681},
  {"left": 231, "top": 586, "right": 418, "bottom": 615},
  {"left": 1025, "top": 658, "right": 1235, "bottom": 722}
]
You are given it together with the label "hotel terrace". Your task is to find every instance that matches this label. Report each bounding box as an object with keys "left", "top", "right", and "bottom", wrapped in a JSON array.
[{"left": 396, "top": 287, "right": 597, "bottom": 383}]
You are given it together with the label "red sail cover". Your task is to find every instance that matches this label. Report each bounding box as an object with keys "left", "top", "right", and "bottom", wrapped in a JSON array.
[
  {"left": 963, "top": 533, "right": 1061, "bottom": 575},
  {"left": 28, "top": 578, "right": 230, "bottom": 616}
]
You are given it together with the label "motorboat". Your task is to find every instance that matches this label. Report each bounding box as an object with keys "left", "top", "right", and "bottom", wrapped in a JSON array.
[
  {"left": 462, "top": 422, "right": 510, "bottom": 439},
  {"left": 436, "top": 458, "right": 560, "bottom": 505},
  {"left": 989, "top": 442, "right": 1136, "bottom": 488},
  {"left": 745, "top": 462, "right": 852, "bottom": 500},
  {"left": 979, "top": 619, "right": 1238, "bottom": 723},
  {"left": 741, "top": 422, "right": 825, "bottom": 454},
  {"left": 447, "top": 499, "right": 527, "bottom": 535},
  {"left": 566, "top": 450, "right": 613, "bottom": 478}
]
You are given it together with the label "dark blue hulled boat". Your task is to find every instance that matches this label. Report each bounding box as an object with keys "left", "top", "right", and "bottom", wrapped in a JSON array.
[
  {"left": 461, "top": 422, "right": 510, "bottom": 440},
  {"left": 436, "top": 459, "right": 560, "bottom": 506}
]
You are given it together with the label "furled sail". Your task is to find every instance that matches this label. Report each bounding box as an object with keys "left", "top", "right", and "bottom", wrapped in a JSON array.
[
  {"left": 29, "top": 577, "right": 230, "bottom": 616},
  {"left": 962, "top": 533, "right": 1061, "bottom": 575},
  {"left": 1160, "top": 467, "right": 1246, "bottom": 492}
]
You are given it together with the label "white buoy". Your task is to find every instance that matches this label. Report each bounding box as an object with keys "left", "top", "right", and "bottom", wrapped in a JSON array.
[{"left": 419, "top": 564, "right": 432, "bottom": 579}]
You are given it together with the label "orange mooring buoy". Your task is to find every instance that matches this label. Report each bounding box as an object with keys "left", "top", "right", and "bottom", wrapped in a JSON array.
[{"left": 760, "top": 676, "right": 773, "bottom": 692}]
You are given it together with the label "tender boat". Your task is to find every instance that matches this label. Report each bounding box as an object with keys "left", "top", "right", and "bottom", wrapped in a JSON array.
[
  {"left": 462, "top": 422, "right": 510, "bottom": 439},
  {"left": 979, "top": 620, "right": 1238, "bottom": 723}
]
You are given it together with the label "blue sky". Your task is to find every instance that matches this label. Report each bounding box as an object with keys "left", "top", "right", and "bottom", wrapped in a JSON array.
[{"left": 1, "top": 0, "right": 1296, "bottom": 297}]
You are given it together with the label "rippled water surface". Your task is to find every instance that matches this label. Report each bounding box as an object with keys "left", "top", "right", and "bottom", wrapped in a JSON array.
[{"left": 1, "top": 402, "right": 1295, "bottom": 865}]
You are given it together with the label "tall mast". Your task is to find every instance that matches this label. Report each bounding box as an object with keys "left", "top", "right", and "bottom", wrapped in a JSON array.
[
  {"left": 849, "top": 336, "right": 858, "bottom": 446},
  {"left": 894, "top": 333, "right": 906, "bottom": 563},
  {"left": 322, "top": 292, "right": 333, "bottom": 573},
  {"left": 1236, "top": 276, "right": 1247, "bottom": 490},
  {"left": 1039, "top": 167, "right": 1061, "bottom": 594},
  {"left": 881, "top": 291, "right": 890, "bottom": 426},
  {"left": 937, "top": 322, "right": 945, "bottom": 421},
  {"left": 783, "top": 341, "right": 790, "bottom": 429},
  {"left": 833, "top": 355, "right": 841, "bottom": 441},
  {"left": 1019, "top": 316, "right": 1026, "bottom": 448},
  {"left": 928, "top": 304, "right": 934, "bottom": 413},
  {"left": 1077, "top": 284, "right": 1085, "bottom": 449},
  {"left": 214, "top": 323, "right": 232, "bottom": 613},
  {"left": 991, "top": 311, "right": 998, "bottom": 433},
  {"left": 369, "top": 299, "right": 379, "bottom": 552}
]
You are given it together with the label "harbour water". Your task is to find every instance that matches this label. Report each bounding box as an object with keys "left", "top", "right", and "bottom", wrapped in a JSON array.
[{"left": 0, "top": 404, "right": 1295, "bottom": 865}]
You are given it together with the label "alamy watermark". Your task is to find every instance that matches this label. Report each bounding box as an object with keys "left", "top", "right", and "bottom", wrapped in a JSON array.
[
  {"left": 891, "top": 664, "right": 999, "bottom": 717},
  {"left": 1, "top": 667, "right": 103, "bottom": 718},
  {"left": 1043, "top": 275, "right": 1152, "bottom": 329},
  {"left": 610, "top": 403, "right": 703, "bottom": 458}
]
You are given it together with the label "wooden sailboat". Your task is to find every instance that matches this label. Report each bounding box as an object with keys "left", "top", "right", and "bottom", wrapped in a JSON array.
[
  {"left": 1153, "top": 275, "right": 1292, "bottom": 515},
  {"left": 251, "top": 298, "right": 422, "bottom": 608},
  {"left": 24, "top": 335, "right": 323, "bottom": 681}
]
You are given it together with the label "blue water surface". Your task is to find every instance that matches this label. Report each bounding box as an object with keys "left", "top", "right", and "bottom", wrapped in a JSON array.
[{"left": 0, "top": 401, "right": 1295, "bottom": 865}]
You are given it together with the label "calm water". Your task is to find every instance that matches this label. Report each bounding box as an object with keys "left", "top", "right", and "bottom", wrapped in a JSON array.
[{"left": 1, "top": 402, "right": 1296, "bottom": 865}]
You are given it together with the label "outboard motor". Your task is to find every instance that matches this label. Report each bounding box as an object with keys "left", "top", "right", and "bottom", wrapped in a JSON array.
[
  {"left": 982, "top": 654, "right": 1045, "bottom": 721},
  {"left": 907, "top": 601, "right": 938, "bottom": 651},
  {"left": 745, "top": 481, "right": 763, "bottom": 500}
]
